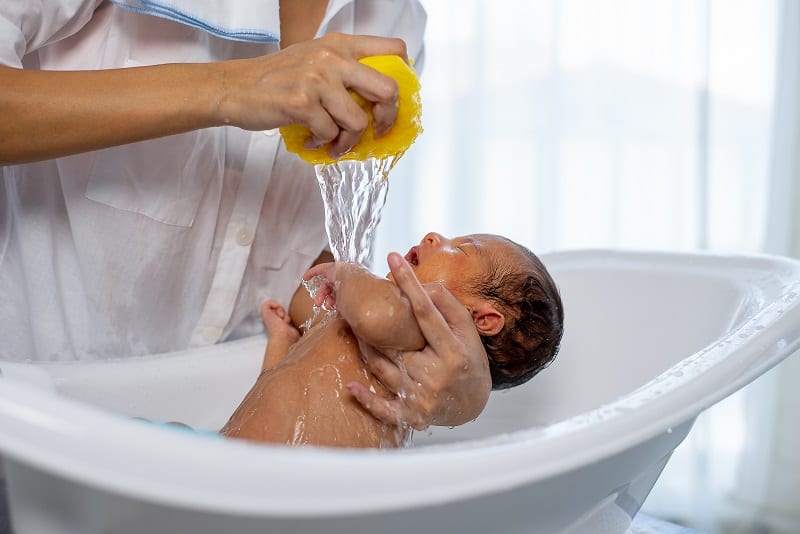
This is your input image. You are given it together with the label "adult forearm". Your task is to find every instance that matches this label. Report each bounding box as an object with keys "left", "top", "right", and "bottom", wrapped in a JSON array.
[
  {"left": 0, "top": 63, "right": 225, "bottom": 165},
  {"left": 0, "top": 33, "right": 410, "bottom": 166}
]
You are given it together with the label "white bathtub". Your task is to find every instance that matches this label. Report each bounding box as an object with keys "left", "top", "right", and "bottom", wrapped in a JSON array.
[{"left": 1, "top": 249, "right": 799, "bottom": 534}]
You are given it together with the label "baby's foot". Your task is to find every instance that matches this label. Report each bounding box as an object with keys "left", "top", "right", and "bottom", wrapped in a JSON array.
[{"left": 261, "top": 300, "right": 300, "bottom": 345}]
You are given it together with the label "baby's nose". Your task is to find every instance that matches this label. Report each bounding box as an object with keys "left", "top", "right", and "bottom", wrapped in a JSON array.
[{"left": 422, "top": 232, "right": 444, "bottom": 247}]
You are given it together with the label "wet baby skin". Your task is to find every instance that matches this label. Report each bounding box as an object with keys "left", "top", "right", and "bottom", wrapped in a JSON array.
[
  {"left": 221, "top": 313, "right": 405, "bottom": 448},
  {"left": 221, "top": 233, "right": 533, "bottom": 448}
]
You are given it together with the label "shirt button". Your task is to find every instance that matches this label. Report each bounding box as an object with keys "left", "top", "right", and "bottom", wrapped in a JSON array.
[
  {"left": 235, "top": 226, "right": 254, "bottom": 246},
  {"left": 262, "top": 128, "right": 279, "bottom": 136},
  {"left": 200, "top": 326, "right": 221, "bottom": 344}
]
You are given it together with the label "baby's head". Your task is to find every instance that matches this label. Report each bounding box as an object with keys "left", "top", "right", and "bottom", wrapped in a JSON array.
[{"left": 397, "top": 232, "right": 564, "bottom": 390}]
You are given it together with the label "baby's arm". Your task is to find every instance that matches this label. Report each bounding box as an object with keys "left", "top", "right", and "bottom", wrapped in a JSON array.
[
  {"left": 304, "top": 262, "right": 425, "bottom": 352},
  {"left": 307, "top": 255, "right": 493, "bottom": 431},
  {"left": 261, "top": 251, "right": 335, "bottom": 371}
]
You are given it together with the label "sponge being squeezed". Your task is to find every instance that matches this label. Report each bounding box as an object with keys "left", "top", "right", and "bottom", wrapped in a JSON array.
[{"left": 280, "top": 55, "right": 422, "bottom": 165}]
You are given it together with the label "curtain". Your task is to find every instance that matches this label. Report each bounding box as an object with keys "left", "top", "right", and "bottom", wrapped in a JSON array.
[{"left": 373, "top": 1, "right": 799, "bottom": 532}]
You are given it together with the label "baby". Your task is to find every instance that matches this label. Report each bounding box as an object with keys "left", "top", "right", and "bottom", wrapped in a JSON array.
[{"left": 221, "top": 232, "right": 564, "bottom": 448}]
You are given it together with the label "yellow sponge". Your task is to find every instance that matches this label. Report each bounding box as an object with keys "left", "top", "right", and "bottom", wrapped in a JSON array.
[{"left": 280, "top": 55, "right": 422, "bottom": 165}]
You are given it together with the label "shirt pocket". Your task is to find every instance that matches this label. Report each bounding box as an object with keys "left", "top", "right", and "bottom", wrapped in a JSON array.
[
  {"left": 254, "top": 151, "right": 330, "bottom": 270},
  {"left": 85, "top": 128, "right": 222, "bottom": 227}
]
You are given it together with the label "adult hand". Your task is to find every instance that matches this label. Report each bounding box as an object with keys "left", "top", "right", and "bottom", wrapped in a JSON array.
[
  {"left": 347, "top": 253, "right": 493, "bottom": 429},
  {"left": 216, "top": 32, "right": 407, "bottom": 158},
  {"left": 0, "top": 33, "right": 406, "bottom": 165}
]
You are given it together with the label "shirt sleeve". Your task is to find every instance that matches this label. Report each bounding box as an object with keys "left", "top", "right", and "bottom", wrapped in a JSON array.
[
  {"left": 0, "top": 0, "right": 103, "bottom": 67},
  {"left": 353, "top": 0, "right": 427, "bottom": 74}
]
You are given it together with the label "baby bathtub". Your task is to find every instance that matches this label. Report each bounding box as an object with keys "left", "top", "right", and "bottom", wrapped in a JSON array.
[{"left": 1, "top": 249, "right": 799, "bottom": 534}]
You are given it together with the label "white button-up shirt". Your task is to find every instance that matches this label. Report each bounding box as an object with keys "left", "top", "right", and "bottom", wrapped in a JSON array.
[{"left": 0, "top": 0, "right": 426, "bottom": 361}]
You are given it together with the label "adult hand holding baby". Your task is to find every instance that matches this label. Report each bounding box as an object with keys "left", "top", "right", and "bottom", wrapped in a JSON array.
[{"left": 349, "top": 253, "right": 492, "bottom": 430}]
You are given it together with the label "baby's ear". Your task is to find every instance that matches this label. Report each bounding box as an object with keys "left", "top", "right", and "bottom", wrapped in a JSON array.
[{"left": 472, "top": 302, "right": 505, "bottom": 337}]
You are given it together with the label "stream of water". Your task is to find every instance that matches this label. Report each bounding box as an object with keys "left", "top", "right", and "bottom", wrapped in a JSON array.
[{"left": 314, "top": 156, "right": 397, "bottom": 265}]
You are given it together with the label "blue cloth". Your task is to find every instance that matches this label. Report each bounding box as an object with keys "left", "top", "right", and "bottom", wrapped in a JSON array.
[
  {"left": 109, "top": 0, "right": 280, "bottom": 43},
  {"left": 132, "top": 417, "right": 223, "bottom": 439}
]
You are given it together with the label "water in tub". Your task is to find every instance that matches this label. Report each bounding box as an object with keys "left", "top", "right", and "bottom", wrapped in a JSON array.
[{"left": 219, "top": 56, "right": 422, "bottom": 448}]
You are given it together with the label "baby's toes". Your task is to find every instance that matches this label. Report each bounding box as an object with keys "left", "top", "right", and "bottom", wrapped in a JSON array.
[{"left": 261, "top": 301, "right": 286, "bottom": 327}]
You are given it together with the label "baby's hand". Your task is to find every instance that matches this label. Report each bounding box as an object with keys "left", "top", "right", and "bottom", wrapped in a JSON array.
[
  {"left": 260, "top": 300, "right": 300, "bottom": 345},
  {"left": 302, "top": 262, "right": 338, "bottom": 309}
]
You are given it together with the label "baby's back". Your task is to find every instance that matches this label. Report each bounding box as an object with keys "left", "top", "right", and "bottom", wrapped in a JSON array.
[{"left": 222, "top": 318, "right": 403, "bottom": 448}]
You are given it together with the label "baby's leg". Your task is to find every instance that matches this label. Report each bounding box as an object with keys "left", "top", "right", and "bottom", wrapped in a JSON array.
[{"left": 261, "top": 300, "right": 301, "bottom": 371}]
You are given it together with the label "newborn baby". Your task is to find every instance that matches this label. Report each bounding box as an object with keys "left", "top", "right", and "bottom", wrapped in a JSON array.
[{"left": 221, "top": 232, "right": 563, "bottom": 448}]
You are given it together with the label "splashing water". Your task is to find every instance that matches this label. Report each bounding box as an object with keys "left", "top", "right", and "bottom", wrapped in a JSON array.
[
  {"left": 301, "top": 155, "right": 396, "bottom": 328},
  {"left": 314, "top": 157, "right": 396, "bottom": 265},
  {"left": 300, "top": 275, "right": 337, "bottom": 332},
  {"left": 307, "top": 155, "right": 420, "bottom": 446}
]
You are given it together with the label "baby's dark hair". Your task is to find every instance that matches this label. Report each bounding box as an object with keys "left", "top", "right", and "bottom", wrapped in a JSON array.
[{"left": 470, "top": 238, "right": 564, "bottom": 390}]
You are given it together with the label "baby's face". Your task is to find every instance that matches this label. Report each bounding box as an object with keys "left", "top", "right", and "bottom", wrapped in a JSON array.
[{"left": 388, "top": 232, "right": 510, "bottom": 299}]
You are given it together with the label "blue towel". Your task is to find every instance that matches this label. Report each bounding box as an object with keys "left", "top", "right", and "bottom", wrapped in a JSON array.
[{"left": 133, "top": 417, "right": 222, "bottom": 439}]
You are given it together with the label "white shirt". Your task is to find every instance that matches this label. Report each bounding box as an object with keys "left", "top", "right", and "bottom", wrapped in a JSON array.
[{"left": 0, "top": 0, "right": 426, "bottom": 361}]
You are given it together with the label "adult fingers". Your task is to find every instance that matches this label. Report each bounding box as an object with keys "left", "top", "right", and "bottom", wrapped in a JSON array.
[
  {"left": 340, "top": 61, "right": 400, "bottom": 104},
  {"left": 340, "top": 63, "right": 398, "bottom": 140},
  {"left": 298, "top": 35, "right": 407, "bottom": 155},
  {"left": 421, "top": 282, "right": 476, "bottom": 352},
  {"left": 399, "top": 346, "right": 446, "bottom": 384},
  {"left": 341, "top": 34, "right": 408, "bottom": 63},
  {"left": 424, "top": 282, "right": 474, "bottom": 328},
  {"left": 372, "top": 90, "right": 398, "bottom": 138},
  {"left": 319, "top": 87, "right": 371, "bottom": 158},
  {"left": 358, "top": 342, "right": 407, "bottom": 392},
  {"left": 302, "top": 105, "right": 341, "bottom": 149},
  {"left": 386, "top": 252, "right": 452, "bottom": 351},
  {"left": 327, "top": 62, "right": 399, "bottom": 156},
  {"left": 345, "top": 34, "right": 406, "bottom": 138},
  {"left": 347, "top": 382, "right": 428, "bottom": 430},
  {"left": 347, "top": 382, "right": 402, "bottom": 426}
]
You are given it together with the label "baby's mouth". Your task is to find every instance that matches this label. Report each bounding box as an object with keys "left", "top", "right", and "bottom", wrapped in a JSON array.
[{"left": 405, "top": 246, "right": 419, "bottom": 267}]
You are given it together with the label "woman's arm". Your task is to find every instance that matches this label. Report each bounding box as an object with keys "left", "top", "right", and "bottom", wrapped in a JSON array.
[
  {"left": 0, "top": 33, "right": 407, "bottom": 165},
  {"left": 0, "top": 62, "right": 220, "bottom": 165}
]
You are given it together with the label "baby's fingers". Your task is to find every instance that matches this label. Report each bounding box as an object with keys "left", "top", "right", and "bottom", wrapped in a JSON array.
[
  {"left": 312, "top": 284, "right": 335, "bottom": 307},
  {"left": 303, "top": 262, "right": 334, "bottom": 282}
]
